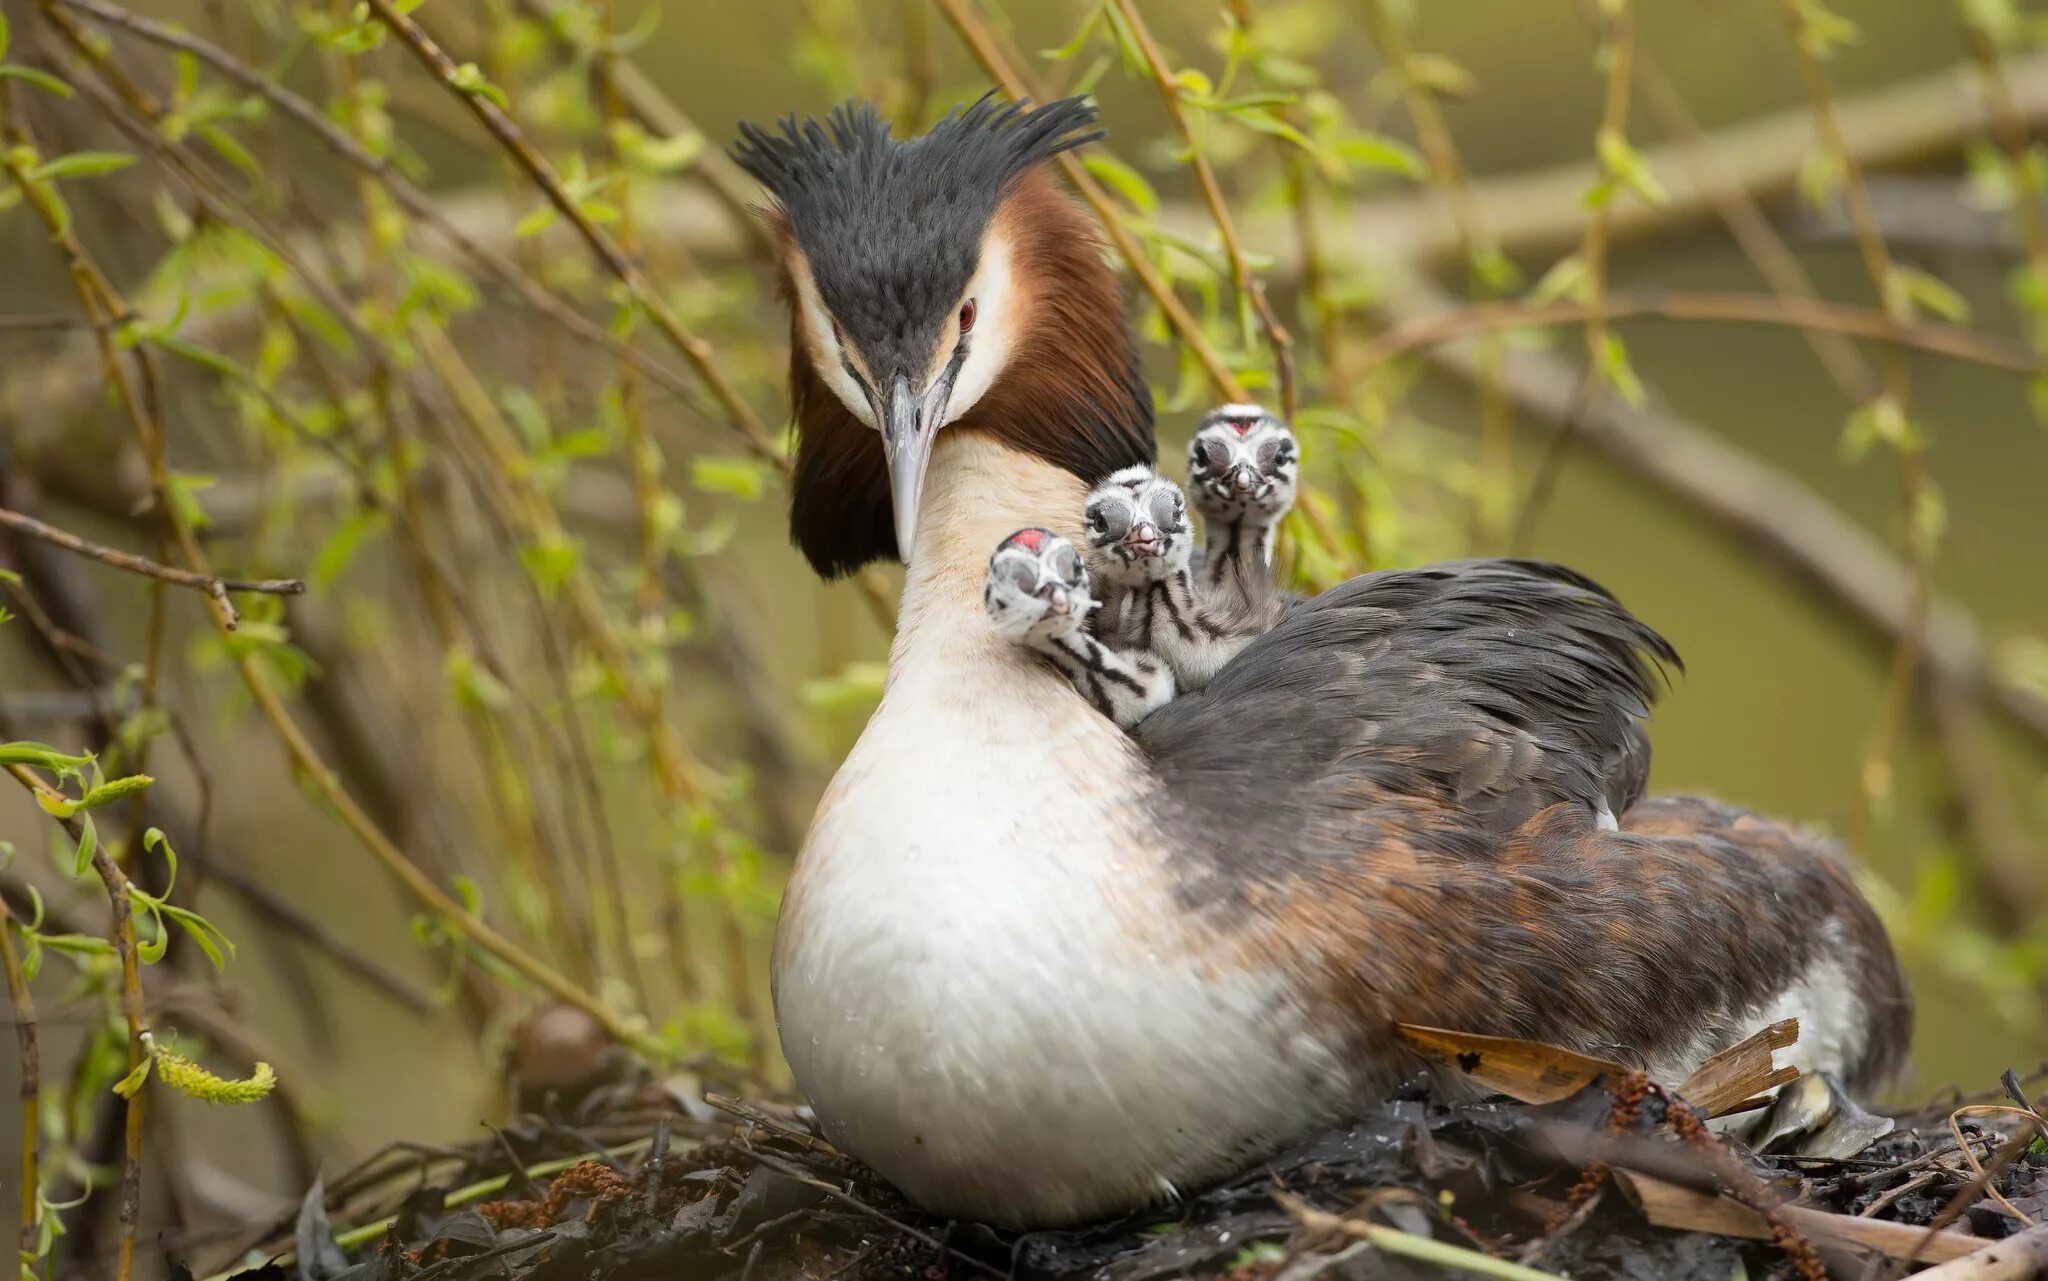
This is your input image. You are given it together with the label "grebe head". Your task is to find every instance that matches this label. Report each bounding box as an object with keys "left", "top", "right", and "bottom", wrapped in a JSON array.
[{"left": 733, "top": 95, "right": 1154, "bottom": 577}]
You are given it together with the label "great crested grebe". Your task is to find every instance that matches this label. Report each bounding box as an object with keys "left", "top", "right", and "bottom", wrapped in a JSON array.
[{"left": 731, "top": 95, "right": 1912, "bottom": 1228}]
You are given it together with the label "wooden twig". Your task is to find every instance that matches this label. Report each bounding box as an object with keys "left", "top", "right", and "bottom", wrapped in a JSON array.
[
  {"left": 1354, "top": 289, "right": 2043, "bottom": 373},
  {"left": 1110, "top": 0, "right": 1295, "bottom": 418},
  {"left": 0, "top": 891, "right": 40, "bottom": 1274},
  {"left": 1674, "top": 1018, "right": 1801, "bottom": 1118},
  {"left": 360, "top": 0, "right": 782, "bottom": 470},
  {"left": 0, "top": 505, "right": 303, "bottom": 629},
  {"left": 1774, "top": 0, "right": 1932, "bottom": 843},
  {"left": 928, "top": 0, "right": 1245, "bottom": 402},
  {"left": 1910, "top": 1223, "right": 2048, "bottom": 1280},
  {"left": 1614, "top": 1170, "right": 1982, "bottom": 1264},
  {"left": 1378, "top": 268, "right": 2048, "bottom": 756},
  {"left": 3, "top": 764, "right": 148, "bottom": 1281},
  {"left": 48, "top": 0, "right": 725, "bottom": 424},
  {"left": 734, "top": 1147, "right": 1007, "bottom": 1281}
]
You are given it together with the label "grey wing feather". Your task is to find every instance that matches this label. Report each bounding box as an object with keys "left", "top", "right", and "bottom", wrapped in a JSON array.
[{"left": 1136, "top": 558, "right": 1679, "bottom": 833}]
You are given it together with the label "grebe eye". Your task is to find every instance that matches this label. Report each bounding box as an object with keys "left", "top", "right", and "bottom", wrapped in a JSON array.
[{"left": 958, "top": 298, "right": 977, "bottom": 334}]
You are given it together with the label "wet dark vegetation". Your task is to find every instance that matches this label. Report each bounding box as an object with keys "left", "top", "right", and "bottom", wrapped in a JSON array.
[{"left": 202, "top": 1055, "right": 2048, "bottom": 1281}]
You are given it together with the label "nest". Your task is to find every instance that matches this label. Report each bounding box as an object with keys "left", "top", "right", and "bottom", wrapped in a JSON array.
[{"left": 195, "top": 1037, "right": 2048, "bottom": 1281}]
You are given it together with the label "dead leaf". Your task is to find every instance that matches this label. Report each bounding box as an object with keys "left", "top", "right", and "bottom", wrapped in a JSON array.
[{"left": 1393, "top": 1024, "right": 1628, "bottom": 1105}]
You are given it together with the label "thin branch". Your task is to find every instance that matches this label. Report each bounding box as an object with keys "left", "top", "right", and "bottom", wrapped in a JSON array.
[
  {"left": 0, "top": 83, "right": 664, "bottom": 1066},
  {"left": 1354, "top": 289, "right": 2042, "bottom": 373},
  {"left": 1357, "top": 0, "right": 1515, "bottom": 550},
  {"left": 512, "top": 0, "right": 777, "bottom": 258},
  {"left": 20, "top": 45, "right": 2048, "bottom": 443},
  {"left": 1955, "top": 0, "right": 2048, "bottom": 346},
  {"left": 1775, "top": 0, "right": 1932, "bottom": 840},
  {"left": 0, "top": 313, "right": 97, "bottom": 331},
  {"left": 929, "top": 0, "right": 1349, "bottom": 563},
  {"left": 45, "top": 0, "right": 725, "bottom": 432},
  {"left": 1110, "top": 0, "right": 1295, "bottom": 418},
  {"left": 0, "top": 505, "right": 304, "bottom": 629},
  {"left": 929, "top": 0, "right": 1248, "bottom": 402},
  {"left": 0, "top": 891, "right": 40, "bottom": 1275},
  {"left": 1381, "top": 268, "right": 2048, "bottom": 756},
  {"left": 1632, "top": 49, "right": 1876, "bottom": 400},
  {"left": 1511, "top": 0, "right": 1637, "bottom": 550},
  {"left": 360, "top": 0, "right": 782, "bottom": 469},
  {"left": 3, "top": 764, "right": 147, "bottom": 1281},
  {"left": 1631, "top": 40, "right": 2040, "bottom": 948}
]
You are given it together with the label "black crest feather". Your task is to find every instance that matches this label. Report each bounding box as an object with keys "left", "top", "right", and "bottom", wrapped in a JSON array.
[
  {"left": 731, "top": 93, "right": 1103, "bottom": 232},
  {"left": 731, "top": 96, "right": 1102, "bottom": 361}
]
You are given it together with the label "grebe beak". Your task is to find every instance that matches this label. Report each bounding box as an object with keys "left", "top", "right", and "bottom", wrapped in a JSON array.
[{"left": 879, "top": 368, "right": 959, "bottom": 566}]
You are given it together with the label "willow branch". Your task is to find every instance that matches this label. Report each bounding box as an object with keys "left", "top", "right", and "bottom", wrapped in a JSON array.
[
  {"left": 0, "top": 505, "right": 304, "bottom": 628},
  {"left": 1511, "top": 0, "right": 1638, "bottom": 549},
  {"left": 365, "top": 0, "right": 895, "bottom": 631},
  {"left": 0, "top": 91, "right": 662, "bottom": 1066},
  {"left": 1776, "top": 0, "right": 1931, "bottom": 836},
  {"left": 1354, "top": 289, "right": 2042, "bottom": 373},
  {"left": 361, "top": 0, "right": 782, "bottom": 469},
  {"left": 1356, "top": 0, "right": 1516, "bottom": 547},
  {"left": 1633, "top": 44, "right": 2039, "bottom": 905},
  {"left": 512, "top": 0, "right": 777, "bottom": 258},
  {"left": 18, "top": 45, "right": 2048, "bottom": 453},
  {"left": 1955, "top": 3, "right": 2048, "bottom": 328},
  {"left": 3, "top": 764, "right": 147, "bottom": 1281},
  {"left": 1111, "top": 0, "right": 1295, "bottom": 417},
  {"left": 0, "top": 891, "right": 39, "bottom": 1273},
  {"left": 1382, "top": 269, "right": 2048, "bottom": 757},
  {"left": 47, "top": 0, "right": 727, "bottom": 430},
  {"left": 930, "top": 0, "right": 1247, "bottom": 402}
]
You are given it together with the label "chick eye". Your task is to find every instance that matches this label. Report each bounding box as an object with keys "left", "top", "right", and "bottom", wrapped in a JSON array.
[{"left": 958, "top": 298, "right": 977, "bottom": 335}]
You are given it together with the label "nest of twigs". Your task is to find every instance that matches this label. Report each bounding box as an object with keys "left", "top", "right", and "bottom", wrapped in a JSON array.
[{"left": 192, "top": 1042, "right": 2048, "bottom": 1281}]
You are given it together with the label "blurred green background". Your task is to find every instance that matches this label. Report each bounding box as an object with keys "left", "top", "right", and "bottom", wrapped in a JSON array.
[{"left": 1, "top": 0, "right": 2044, "bottom": 1222}]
